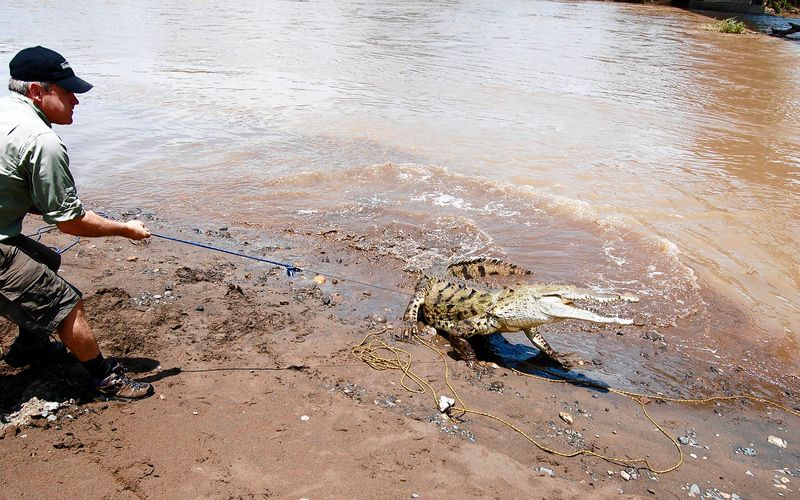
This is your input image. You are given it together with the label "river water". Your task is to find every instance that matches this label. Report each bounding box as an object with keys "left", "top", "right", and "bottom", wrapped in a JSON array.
[{"left": 2, "top": 1, "right": 798, "bottom": 395}]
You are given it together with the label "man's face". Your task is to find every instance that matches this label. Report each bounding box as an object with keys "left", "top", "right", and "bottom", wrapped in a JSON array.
[{"left": 30, "top": 83, "right": 79, "bottom": 125}]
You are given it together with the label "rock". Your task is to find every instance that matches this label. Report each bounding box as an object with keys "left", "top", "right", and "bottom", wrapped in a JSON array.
[
  {"left": 313, "top": 275, "right": 326, "bottom": 285},
  {"left": 559, "top": 412, "right": 574, "bottom": 425},
  {"left": 438, "top": 395, "right": 455, "bottom": 413},
  {"left": 371, "top": 314, "right": 387, "bottom": 323},
  {"left": 535, "top": 466, "right": 555, "bottom": 477},
  {"left": 300, "top": 415, "right": 310, "bottom": 422},
  {"left": 126, "top": 256, "right": 138, "bottom": 261},
  {"left": 689, "top": 484, "right": 701, "bottom": 497},
  {"left": 735, "top": 447, "right": 756, "bottom": 456},
  {"left": 768, "top": 435, "right": 787, "bottom": 448},
  {"left": 195, "top": 304, "right": 204, "bottom": 311},
  {"left": 411, "top": 494, "right": 420, "bottom": 499},
  {"left": 643, "top": 330, "right": 663, "bottom": 342},
  {"left": 620, "top": 471, "right": 631, "bottom": 481}
]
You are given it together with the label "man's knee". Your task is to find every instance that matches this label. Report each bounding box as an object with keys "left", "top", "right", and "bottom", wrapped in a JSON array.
[{"left": 0, "top": 243, "right": 81, "bottom": 337}]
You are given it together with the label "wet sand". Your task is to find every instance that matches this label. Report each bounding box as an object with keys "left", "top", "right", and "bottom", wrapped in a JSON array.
[{"left": 1, "top": 216, "right": 797, "bottom": 498}]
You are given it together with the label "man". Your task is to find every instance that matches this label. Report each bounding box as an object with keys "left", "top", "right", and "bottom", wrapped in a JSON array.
[{"left": 1, "top": 46, "right": 153, "bottom": 400}]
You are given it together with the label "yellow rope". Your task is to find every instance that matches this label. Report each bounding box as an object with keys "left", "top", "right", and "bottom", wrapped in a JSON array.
[{"left": 352, "top": 330, "right": 800, "bottom": 474}]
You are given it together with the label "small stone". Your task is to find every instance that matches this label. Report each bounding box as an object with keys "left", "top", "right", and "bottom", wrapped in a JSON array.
[
  {"left": 192, "top": 411, "right": 198, "bottom": 415},
  {"left": 745, "top": 471, "right": 754, "bottom": 477},
  {"left": 535, "top": 466, "right": 555, "bottom": 477},
  {"left": 768, "top": 435, "right": 787, "bottom": 448},
  {"left": 153, "top": 294, "right": 162, "bottom": 300},
  {"left": 689, "top": 484, "right": 701, "bottom": 497},
  {"left": 300, "top": 415, "right": 310, "bottom": 422},
  {"left": 126, "top": 256, "right": 138, "bottom": 261},
  {"left": 620, "top": 471, "right": 631, "bottom": 481},
  {"left": 159, "top": 394, "right": 166, "bottom": 400},
  {"left": 195, "top": 304, "right": 204, "bottom": 311},
  {"left": 690, "top": 453, "right": 697, "bottom": 459},
  {"left": 411, "top": 494, "right": 420, "bottom": 499},
  {"left": 438, "top": 395, "right": 455, "bottom": 413},
  {"left": 559, "top": 412, "right": 574, "bottom": 425},
  {"left": 647, "top": 488, "right": 656, "bottom": 495},
  {"left": 313, "top": 275, "right": 326, "bottom": 285}
]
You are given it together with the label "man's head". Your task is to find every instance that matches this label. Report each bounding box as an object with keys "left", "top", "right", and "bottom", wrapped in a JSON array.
[{"left": 8, "top": 46, "right": 92, "bottom": 125}]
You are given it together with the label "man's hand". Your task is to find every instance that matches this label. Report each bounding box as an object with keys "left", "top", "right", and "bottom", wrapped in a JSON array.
[{"left": 123, "top": 220, "right": 151, "bottom": 240}]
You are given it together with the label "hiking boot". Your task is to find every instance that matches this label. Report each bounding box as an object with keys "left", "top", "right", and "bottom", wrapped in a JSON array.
[
  {"left": 3, "top": 336, "right": 68, "bottom": 368},
  {"left": 92, "top": 363, "right": 154, "bottom": 400}
]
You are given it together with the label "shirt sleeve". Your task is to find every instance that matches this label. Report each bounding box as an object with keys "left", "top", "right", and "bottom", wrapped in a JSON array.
[{"left": 27, "top": 132, "right": 86, "bottom": 224}]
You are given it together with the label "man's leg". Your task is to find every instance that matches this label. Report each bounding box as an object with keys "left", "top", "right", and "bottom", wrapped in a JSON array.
[
  {"left": 3, "top": 234, "right": 65, "bottom": 364},
  {"left": 57, "top": 300, "right": 153, "bottom": 400},
  {"left": 0, "top": 242, "right": 152, "bottom": 399}
]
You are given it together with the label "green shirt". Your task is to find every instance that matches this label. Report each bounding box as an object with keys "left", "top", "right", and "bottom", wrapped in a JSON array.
[{"left": 0, "top": 92, "right": 85, "bottom": 240}]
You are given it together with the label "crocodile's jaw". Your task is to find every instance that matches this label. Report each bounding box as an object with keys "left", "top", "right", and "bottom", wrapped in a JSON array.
[{"left": 537, "top": 296, "right": 633, "bottom": 325}]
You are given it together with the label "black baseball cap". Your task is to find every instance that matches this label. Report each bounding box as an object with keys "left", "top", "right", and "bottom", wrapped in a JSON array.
[{"left": 9, "top": 46, "right": 92, "bottom": 94}]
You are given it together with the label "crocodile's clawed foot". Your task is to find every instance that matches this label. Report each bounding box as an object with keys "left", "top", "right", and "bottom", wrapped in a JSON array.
[
  {"left": 550, "top": 352, "right": 587, "bottom": 369},
  {"left": 396, "top": 321, "right": 425, "bottom": 342},
  {"left": 466, "top": 360, "right": 496, "bottom": 375}
]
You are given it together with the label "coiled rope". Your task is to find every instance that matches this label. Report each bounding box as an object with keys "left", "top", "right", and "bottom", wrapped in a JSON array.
[{"left": 352, "top": 330, "right": 800, "bottom": 474}]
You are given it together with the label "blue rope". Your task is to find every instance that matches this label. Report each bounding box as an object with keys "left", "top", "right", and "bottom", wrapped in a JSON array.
[
  {"left": 151, "top": 232, "right": 302, "bottom": 276},
  {"left": 27, "top": 225, "right": 81, "bottom": 255}
]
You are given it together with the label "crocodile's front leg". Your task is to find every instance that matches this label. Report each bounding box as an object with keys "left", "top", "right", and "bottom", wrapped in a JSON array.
[
  {"left": 523, "top": 328, "right": 581, "bottom": 368},
  {"left": 398, "top": 278, "right": 430, "bottom": 341},
  {"left": 450, "top": 317, "right": 497, "bottom": 370}
]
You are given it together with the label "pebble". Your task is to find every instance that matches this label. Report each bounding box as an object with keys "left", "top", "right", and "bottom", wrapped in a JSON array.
[
  {"left": 411, "top": 494, "right": 420, "bottom": 499},
  {"left": 620, "top": 471, "right": 631, "bottom": 481},
  {"left": 559, "top": 412, "right": 574, "bottom": 426},
  {"left": 768, "top": 435, "right": 787, "bottom": 448},
  {"left": 535, "top": 466, "right": 555, "bottom": 477},
  {"left": 195, "top": 304, "right": 204, "bottom": 311},
  {"left": 745, "top": 471, "right": 754, "bottom": 477},
  {"left": 192, "top": 411, "right": 198, "bottom": 415},
  {"left": 313, "top": 275, "right": 326, "bottom": 285},
  {"left": 300, "top": 415, "right": 310, "bottom": 422},
  {"left": 688, "top": 484, "right": 701, "bottom": 497}
]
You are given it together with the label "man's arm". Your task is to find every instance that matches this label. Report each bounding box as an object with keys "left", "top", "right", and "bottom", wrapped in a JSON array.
[{"left": 56, "top": 210, "right": 150, "bottom": 240}]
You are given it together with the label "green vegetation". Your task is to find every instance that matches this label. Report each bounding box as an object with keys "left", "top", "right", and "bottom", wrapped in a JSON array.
[
  {"left": 703, "top": 18, "right": 746, "bottom": 34},
  {"left": 766, "top": 0, "right": 800, "bottom": 15}
]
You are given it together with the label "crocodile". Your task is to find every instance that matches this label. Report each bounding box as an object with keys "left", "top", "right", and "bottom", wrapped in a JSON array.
[{"left": 400, "top": 257, "right": 638, "bottom": 368}]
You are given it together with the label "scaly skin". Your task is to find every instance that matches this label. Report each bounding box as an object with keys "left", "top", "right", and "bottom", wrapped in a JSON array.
[{"left": 400, "top": 258, "right": 638, "bottom": 368}]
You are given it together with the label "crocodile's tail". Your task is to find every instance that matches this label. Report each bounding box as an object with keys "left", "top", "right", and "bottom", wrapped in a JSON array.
[{"left": 446, "top": 257, "right": 532, "bottom": 280}]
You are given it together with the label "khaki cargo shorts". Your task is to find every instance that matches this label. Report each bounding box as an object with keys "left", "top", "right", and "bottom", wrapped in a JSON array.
[{"left": 0, "top": 242, "right": 81, "bottom": 338}]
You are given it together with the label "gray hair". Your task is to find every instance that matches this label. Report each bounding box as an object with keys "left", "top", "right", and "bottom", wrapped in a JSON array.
[{"left": 8, "top": 78, "right": 50, "bottom": 95}]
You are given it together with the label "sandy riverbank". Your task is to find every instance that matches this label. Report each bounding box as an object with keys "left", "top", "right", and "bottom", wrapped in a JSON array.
[{"left": 1, "top": 214, "right": 797, "bottom": 499}]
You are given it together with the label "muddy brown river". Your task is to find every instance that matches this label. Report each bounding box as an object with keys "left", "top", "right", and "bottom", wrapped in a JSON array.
[{"left": 2, "top": 1, "right": 798, "bottom": 397}]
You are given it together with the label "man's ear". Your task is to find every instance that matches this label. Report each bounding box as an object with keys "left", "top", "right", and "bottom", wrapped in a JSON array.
[{"left": 27, "top": 82, "right": 46, "bottom": 103}]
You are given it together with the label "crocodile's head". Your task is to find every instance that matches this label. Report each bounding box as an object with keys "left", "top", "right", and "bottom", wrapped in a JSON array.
[{"left": 537, "top": 295, "right": 633, "bottom": 325}]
